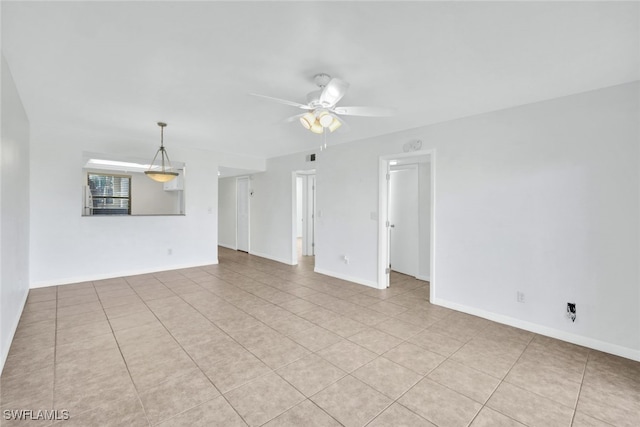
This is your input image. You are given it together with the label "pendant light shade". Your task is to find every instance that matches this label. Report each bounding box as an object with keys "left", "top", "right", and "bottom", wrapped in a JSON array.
[
  {"left": 145, "top": 122, "right": 179, "bottom": 182},
  {"left": 145, "top": 169, "right": 178, "bottom": 183}
]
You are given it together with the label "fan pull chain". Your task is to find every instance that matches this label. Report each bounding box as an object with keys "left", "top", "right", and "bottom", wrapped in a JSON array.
[{"left": 320, "top": 127, "right": 328, "bottom": 151}]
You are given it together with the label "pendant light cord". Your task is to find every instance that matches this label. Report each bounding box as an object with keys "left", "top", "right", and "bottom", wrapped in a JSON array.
[{"left": 160, "top": 125, "right": 165, "bottom": 170}]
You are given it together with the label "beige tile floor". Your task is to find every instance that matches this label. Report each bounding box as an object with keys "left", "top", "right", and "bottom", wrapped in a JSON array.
[{"left": 1, "top": 247, "right": 639, "bottom": 426}]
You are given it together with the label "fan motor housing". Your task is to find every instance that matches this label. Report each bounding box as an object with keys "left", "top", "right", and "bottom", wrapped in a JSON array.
[{"left": 314, "top": 73, "right": 331, "bottom": 88}]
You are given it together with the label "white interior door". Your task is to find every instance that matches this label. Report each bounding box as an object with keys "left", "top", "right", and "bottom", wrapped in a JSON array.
[
  {"left": 389, "top": 166, "right": 418, "bottom": 276},
  {"left": 236, "top": 177, "right": 249, "bottom": 252}
]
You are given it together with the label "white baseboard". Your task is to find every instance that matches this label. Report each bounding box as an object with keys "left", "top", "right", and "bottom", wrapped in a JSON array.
[
  {"left": 416, "top": 274, "right": 430, "bottom": 282},
  {"left": 249, "top": 251, "right": 296, "bottom": 266},
  {"left": 30, "top": 260, "right": 219, "bottom": 289},
  {"left": 432, "top": 297, "right": 640, "bottom": 362},
  {"left": 313, "top": 267, "right": 381, "bottom": 289},
  {"left": 218, "top": 242, "right": 237, "bottom": 250},
  {"left": 1, "top": 288, "right": 29, "bottom": 375}
]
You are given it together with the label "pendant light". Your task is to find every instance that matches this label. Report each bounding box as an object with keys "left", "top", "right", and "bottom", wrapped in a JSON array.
[{"left": 145, "top": 122, "right": 179, "bottom": 182}]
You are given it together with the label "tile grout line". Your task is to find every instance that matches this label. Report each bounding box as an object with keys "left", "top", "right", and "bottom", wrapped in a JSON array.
[
  {"left": 12, "top": 253, "right": 636, "bottom": 427},
  {"left": 93, "top": 281, "right": 153, "bottom": 427},
  {"left": 158, "top": 262, "right": 406, "bottom": 425},
  {"left": 51, "top": 286, "right": 58, "bottom": 427},
  {"left": 374, "top": 318, "right": 492, "bottom": 426},
  {"left": 501, "top": 334, "right": 590, "bottom": 420},
  {"left": 465, "top": 331, "right": 537, "bottom": 427},
  {"left": 205, "top": 258, "right": 358, "bottom": 425},
  {"left": 172, "top": 258, "right": 516, "bottom": 424},
  {"left": 278, "top": 291, "right": 450, "bottom": 426},
  {"left": 569, "top": 350, "right": 592, "bottom": 427},
  {"left": 125, "top": 274, "right": 260, "bottom": 426},
  {"left": 219, "top": 254, "right": 571, "bottom": 426},
  {"left": 367, "top": 312, "right": 562, "bottom": 426},
  {"left": 217, "top": 254, "right": 442, "bottom": 425},
  {"left": 169, "top": 270, "right": 380, "bottom": 424},
  {"left": 219, "top": 254, "right": 423, "bottom": 309}
]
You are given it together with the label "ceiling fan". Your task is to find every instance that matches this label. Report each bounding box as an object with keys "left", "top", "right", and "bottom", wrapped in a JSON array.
[{"left": 250, "top": 73, "right": 396, "bottom": 134}]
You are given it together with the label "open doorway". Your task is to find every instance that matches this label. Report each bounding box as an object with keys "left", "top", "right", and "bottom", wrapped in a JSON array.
[
  {"left": 378, "top": 151, "right": 434, "bottom": 299},
  {"left": 294, "top": 170, "right": 316, "bottom": 268},
  {"left": 236, "top": 176, "right": 250, "bottom": 253},
  {"left": 218, "top": 166, "right": 261, "bottom": 252},
  {"left": 389, "top": 164, "right": 419, "bottom": 277}
]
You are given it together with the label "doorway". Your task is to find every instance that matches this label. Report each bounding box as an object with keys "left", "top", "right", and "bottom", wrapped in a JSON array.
[
  {"left": 236, "top": 176, "right": 250, "bottom": 253},
  {"left": 389, "top": 165, "right": 419, "bottom": 277},
  {"left": 293, "top": 170, "right": 316, "bottom": 266},
  {"left": 378, "top": 152, "right": 434, "bottom": 298}
]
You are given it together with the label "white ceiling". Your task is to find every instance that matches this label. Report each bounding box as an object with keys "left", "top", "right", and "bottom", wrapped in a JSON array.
[{"left": 2, "top": 1, "right": 638, "bottom": 159}]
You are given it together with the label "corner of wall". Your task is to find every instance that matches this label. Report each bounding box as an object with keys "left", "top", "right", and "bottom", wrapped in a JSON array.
[
  {"left": 0, "top": 290, "right": 28, "bottom": 375},
  {"left": 1, "top": 54, "right": 31, "bottom": 374}
]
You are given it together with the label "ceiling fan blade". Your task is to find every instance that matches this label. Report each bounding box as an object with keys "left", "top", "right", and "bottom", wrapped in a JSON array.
[
  {"left": 249, "top": 93, "right": 312, "bottom": 109},
  {"left": 332, "top": 106, "right": 396, "bottom": 117},
  {"left": 319, "top": 78, "right": 349, "bottom": 107}
]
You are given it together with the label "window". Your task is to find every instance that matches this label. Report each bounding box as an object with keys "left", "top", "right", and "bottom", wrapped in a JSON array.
[
  {"left": 87, "top": 173, "right": 131, "bottom": 215},
  {"left": 81, "top": 153, "right": 186, "bottom": 216}
]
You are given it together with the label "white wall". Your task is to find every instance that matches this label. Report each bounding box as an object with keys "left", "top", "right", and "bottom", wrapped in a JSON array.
[
  {"left": 315, "top": 141, "right": 382, "bottom": 287},
  {"left": 218, "top": 176, "right": 237, "bottom": 249},
  {"left": 250, "top": 151, "right": 317, "bottom": 265},
  {"left": 256, "top": 83, "right": 640, "bottom": 360},
  {"left": 1, "top": 56, "right": 30, "bottom": 372},
  {"left": 129, "top": 170, "right": 181, "bottom": 215},
  {"left": 29, "top": 125, "right": 232, "bottom": 287}
]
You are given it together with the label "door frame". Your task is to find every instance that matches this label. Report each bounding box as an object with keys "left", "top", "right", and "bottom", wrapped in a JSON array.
[
  {"left": 378, "top": 150, "right": 436, "bottom": 302},
  {"left": 236, "top": 176, "right": 250, "bottom": 253},
  {"left": 304, "top": 175, "right": 316, "bottom": 257}
]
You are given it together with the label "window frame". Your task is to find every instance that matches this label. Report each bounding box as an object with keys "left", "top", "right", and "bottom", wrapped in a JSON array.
[{"left": 87, "top": 172, "right": 132, "bottom": 215}]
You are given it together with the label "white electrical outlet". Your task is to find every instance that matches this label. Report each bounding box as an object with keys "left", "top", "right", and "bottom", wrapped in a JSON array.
[{"left": 517, "top": 291, "right": 525, "bottom": 303}]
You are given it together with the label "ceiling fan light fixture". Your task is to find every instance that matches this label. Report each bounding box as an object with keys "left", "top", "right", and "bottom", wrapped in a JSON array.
[
  {"left": 300, "top": 112, "right": 315, "bottom": 130},
  {"left": 252, "top": 73, "right": 393, "bottom": 137},
  {"left": 318, "top": 111, "right": 334, "bottom": 128},
  {"left": 309, "top": 120, "right": 324, "bottom": 134},
  {"left": 145, "top": 122, "right": 179, "bottom": 183},
  {"left": 328, "top": 118, "right": 342, "bottom": 132}
]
